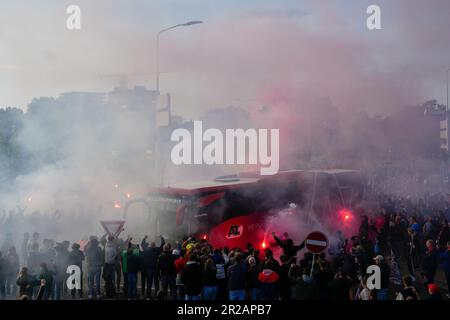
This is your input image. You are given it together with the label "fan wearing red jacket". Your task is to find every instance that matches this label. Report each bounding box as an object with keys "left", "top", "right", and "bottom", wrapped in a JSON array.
[{"left": 258, "top": 261, "right": 280, "bottom": 300}]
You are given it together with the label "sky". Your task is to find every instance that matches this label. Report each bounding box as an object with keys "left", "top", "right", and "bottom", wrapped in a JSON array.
[{"left": 1, "top": 0, "right": 450, "bottom": 117}]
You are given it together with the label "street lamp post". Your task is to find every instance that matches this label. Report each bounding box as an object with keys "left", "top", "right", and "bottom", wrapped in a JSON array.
[
  {"left": 156, "top": 20, "right": 203, "bottom": 93},
  {"left": 154, "top": 21, "right": 202, "bottom": 186},
  {"left": 446, "top": 68, "right": 450, "bottom": 191}
]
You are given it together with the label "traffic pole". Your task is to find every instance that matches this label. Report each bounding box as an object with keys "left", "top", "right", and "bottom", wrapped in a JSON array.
[{"left": 310, "top": 253, "right": 316, "bottom": 278}]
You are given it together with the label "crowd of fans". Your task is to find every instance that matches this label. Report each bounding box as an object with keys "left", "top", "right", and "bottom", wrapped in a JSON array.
[{"left": 0, "top": 195, "right": 450, "bottom": 301}]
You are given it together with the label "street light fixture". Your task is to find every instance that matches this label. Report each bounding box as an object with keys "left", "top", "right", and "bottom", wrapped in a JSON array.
[
  {"left": 184, "top": 21, "right": 203, "bottom": 26},
  {"left": 156, "top": 20, "right": 203, "bottom": 93},
  {"left": 154, "top": 21, "right": 203, "bottom": 186}
]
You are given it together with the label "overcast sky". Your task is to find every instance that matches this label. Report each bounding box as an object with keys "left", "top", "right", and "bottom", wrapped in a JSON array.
[{"left": 1, "top": 0, "right": 450, "bottom": 117}]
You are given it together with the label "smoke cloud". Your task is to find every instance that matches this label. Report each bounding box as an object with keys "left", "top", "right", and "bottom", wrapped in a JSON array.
[{"left": 1, "top": 0, "right": 450, "bottom": 244}]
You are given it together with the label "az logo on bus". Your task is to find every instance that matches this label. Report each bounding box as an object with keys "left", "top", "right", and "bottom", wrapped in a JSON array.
[{"left": 226, "top": 225, "right": 243, "bottom": 239}]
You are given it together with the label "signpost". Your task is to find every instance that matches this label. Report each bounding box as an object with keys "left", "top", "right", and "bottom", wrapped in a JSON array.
[
  {"left": 100, "top": 220, "right": 125, "bottom": 238},
  {"left": 305, "top": 231, "right": 328, "bottom": 277}
]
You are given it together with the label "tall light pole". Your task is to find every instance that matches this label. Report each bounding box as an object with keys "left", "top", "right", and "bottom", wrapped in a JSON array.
[
  {"left": 154, "top": 21, "right": 202, "bottom": 187},
  {"left": 446, "top": 68, "right": 450, "bottom": 191},
  {"left": 156, "top": 20, "right": 203, "bottom": 93}
]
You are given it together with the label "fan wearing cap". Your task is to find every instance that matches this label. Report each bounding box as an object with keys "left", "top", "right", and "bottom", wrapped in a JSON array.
[
  {"left": 425, "top": 283, "right": 442, "bottom": 300},
  {"left": 373, "top": 255, "right": 391, "bottom": 300}
]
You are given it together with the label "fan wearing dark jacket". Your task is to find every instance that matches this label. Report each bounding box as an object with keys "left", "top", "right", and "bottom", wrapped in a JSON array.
[
  {"left": 141, "top": 236, "right": 165, "bottom": 298},
  {"left": 273, "top": 232, "right": 305, "bottom": 260},
  {"left": 258, "top": 261, "right": 280, "bottom": 300},
  {"left": 84, "top": 238, "right": 104, "bottom": 299},
  {"left": 16, "top": 267, "right": 40, "bottom": 299},
  {"left": 157, "top": 244, "right": 177, "bottom": 300},
  {"left": 68, "top": 243, "right": 85, "bottom": 298},
  {"left": 422, "top": 240, "right": 439, "bottom": 289},
  {"left": 126, "top": 246, "right": 141, "bottom": 299},
  {"left": 227, "top": 253, "right": 248, "bottom": 300},
  {"left": 181, "top": 255, "right": 203, "bottom": 300}
]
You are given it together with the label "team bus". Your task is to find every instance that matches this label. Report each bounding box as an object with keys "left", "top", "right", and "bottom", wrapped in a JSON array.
[{"left": 124, "top": 169, "right": 364, "bottom": 250}]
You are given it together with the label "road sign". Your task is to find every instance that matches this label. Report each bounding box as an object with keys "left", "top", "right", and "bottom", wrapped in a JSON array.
[
  {"left": 305, "top": 231, "right": 328, "bottom": 254},
  {"left": 100, "top": 220, "right": 125, "bottom": 238}
]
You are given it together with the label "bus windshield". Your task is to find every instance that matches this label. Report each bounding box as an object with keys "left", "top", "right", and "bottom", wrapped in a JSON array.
[{"left": 148, "top": 193, "right": 193, "bottom": 239}]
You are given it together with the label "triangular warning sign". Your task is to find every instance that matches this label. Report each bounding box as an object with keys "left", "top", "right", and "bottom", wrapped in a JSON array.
[{"left": 100, "top": 220, "right": 125, "bottom": 238}]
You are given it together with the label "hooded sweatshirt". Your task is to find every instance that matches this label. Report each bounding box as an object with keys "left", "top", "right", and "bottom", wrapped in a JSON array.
[{"left": 258, "top": 269, "right": 279, "bottom": 299}]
